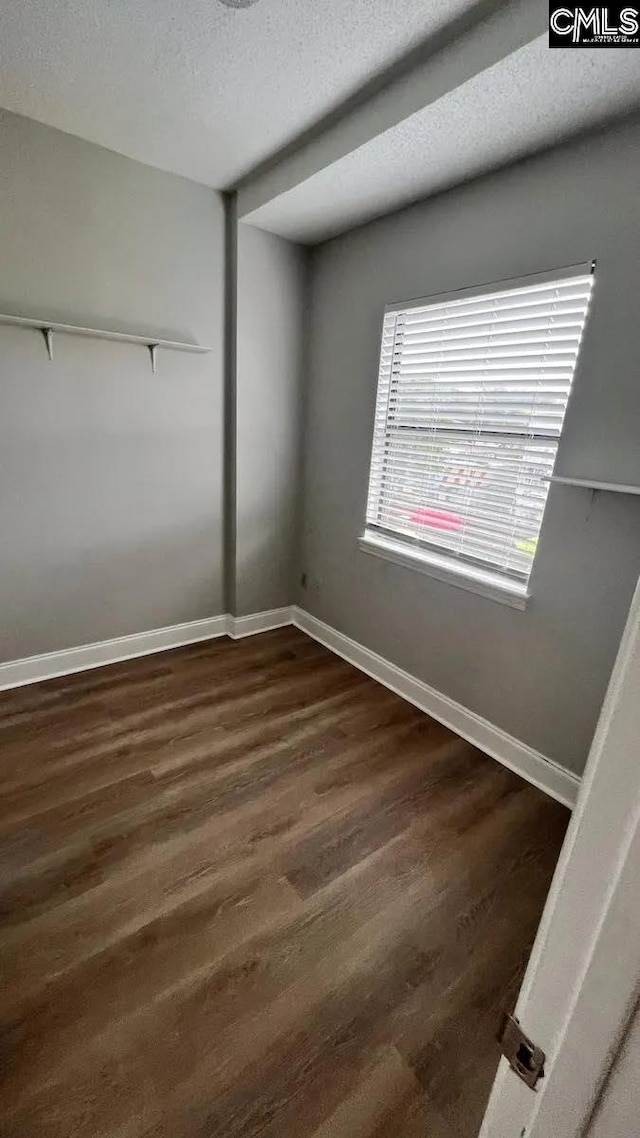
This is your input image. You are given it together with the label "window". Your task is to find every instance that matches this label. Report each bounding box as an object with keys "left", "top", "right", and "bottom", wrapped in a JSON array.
[{"left": 361, "top": 264, "right": 594, "bottom": 606}]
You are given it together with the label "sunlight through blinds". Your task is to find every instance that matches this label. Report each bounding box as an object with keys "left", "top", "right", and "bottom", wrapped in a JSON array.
[{"left": 365, "top": 264, "right": 594, "bottom": 586}]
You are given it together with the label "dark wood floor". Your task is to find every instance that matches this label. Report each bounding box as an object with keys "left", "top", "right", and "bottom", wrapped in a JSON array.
[{"left": 0, "top": 627, "right": 569, "bottom": 1138}]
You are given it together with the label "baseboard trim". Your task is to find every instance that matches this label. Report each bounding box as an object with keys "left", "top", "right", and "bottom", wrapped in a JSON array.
[
  {"left": 228, "top": 607, "right": 294, "bottom": 639},
  {"left": 0, "top": 603, "right": 581, "bottom": 808},
  {"left": 0, "top": 615, "right": 230, "bottom": 692},
  {"left": 291, "top": 606, "right": 580, "bottom": 810},
  {"left": 0, "top": 607, "right": 296, "bottom": 692}
]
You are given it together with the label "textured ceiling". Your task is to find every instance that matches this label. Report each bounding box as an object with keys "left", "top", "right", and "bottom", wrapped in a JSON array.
[
  {"left": 0, "top": 0, "right": 483, "bottom": 187},
  {"left": 245, "top": 38, "right": 640, "bottom": 243}
]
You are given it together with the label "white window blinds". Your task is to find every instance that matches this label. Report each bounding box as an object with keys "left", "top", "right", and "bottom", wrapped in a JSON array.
[{"left": 364, "top": 264, "right": 593, "bottom": 588}]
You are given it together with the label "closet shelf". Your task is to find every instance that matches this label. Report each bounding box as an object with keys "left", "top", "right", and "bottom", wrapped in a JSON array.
[
  {"left": 0, "top": 312, "right": 211, "bottom": 372},
  {"left": 546, "top": 476, "right": 640, "bottom": 496}
]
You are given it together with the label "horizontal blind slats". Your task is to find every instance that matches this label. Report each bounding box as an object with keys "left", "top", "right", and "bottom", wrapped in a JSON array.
[
  {"left": 392, "top": 349, "right": 579, "bottom": 367},
  {"left": 366, "top": 267, "right": 593, "bottom": 583},
  {"left": 399, "top": 280, "right": 591, "bottom": 323},
  {"left": 395, "top": 328, "right": 585, "bottom": 352},
  {"left": 398, "top": 302, "right": 589, "bottom": 338},
  {"left": 369, "top": 516, "right": 537, "bottom": 570},
  {"left": 391, "top": 361, "right": 577, "bottom": 376},
  {"left": 385, "top": 379, "right": 573, "bottom": 391},
  {"left": 371, "top": 496, "right": 544, "bottom": 530},
  {"left": 396, "top": 273, "right": 591, "bottom": 313},
  {"left": 368, "top": 455, "right": 555, "bottom": 485}
]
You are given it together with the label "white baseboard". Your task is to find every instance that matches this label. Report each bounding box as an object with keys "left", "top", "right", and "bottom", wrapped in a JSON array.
[
  {"left": 227, "top": 607, "right": 293, "bottom": 639},
  {"left": 0, "top": 607, "right": 298, "bottom": 693},
  {"left": 0, "top": 602, "right": 580, "bottom": 809},
  {"left": 291, "top": 606, "right": 580, "bottom": 810},
  {"left": 0, "top": 615, "right": 230, "bottom": 692}
]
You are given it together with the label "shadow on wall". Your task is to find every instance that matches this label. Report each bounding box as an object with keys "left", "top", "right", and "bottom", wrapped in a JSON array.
[{"left": 234, "top": 495, "right": 298, "bottom": 617}]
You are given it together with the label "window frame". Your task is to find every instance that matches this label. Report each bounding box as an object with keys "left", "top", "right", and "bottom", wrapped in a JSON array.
[{"left": 360, "top": 262, "right": 594, "bottom": 607}]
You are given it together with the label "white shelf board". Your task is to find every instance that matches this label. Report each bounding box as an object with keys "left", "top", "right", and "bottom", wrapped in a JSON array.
[
  {"left": 0, "top": 312, "right": 211, "bottom": 353},
  {"left": 547, "top": 476, "right": 640, "bottom": 496}
]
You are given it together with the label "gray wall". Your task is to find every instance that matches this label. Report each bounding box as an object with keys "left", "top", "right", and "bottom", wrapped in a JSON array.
[
  {"left": 235, "top": 222, "right": 307, "bottom": 615},
  {"left": 298, "top": 116, "right": 640, "bottom": 776},
  {"left": 0, "top": 111, "right": 225, "bottom": 660}
]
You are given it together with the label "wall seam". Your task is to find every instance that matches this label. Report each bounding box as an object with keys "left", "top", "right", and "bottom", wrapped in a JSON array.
[
  {"left": 292, "top": 245, "right": 315, "bottom": 602},
  {"left": 223, "top": 191, "right": 238, "bottom": 615}
]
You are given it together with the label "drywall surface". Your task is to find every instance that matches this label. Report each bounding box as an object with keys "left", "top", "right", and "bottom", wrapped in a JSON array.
[
  {"left": 298, "top": 116, "right": 640, "bottom": 775},
  {"left": 235, "top": 224, "right": 307, "bottom": 615},
  {"left": 0, "top": 110, "right": 225, "bottom": 661}
]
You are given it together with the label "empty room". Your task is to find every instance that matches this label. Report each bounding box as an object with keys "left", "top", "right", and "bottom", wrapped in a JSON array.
[{"left": 1, "top": 2, "right": 640, "bottom": 1136}]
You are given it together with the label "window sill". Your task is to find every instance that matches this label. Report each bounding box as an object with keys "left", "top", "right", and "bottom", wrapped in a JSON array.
[{"left": 358, "top": 531, "right": 530, "bottom": 610}]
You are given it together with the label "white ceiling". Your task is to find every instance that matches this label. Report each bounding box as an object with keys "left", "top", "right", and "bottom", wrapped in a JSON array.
[
  {"left": 245, "top": 37, "right": 640, "bottom": 243},
  {"left": 0, "top": 0, "right": 482, "bottom": 187}
]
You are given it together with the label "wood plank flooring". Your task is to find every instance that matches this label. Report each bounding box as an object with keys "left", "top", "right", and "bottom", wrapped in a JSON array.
[{"left": 0, "top": 627, "right": 569, "bottom": 1138}]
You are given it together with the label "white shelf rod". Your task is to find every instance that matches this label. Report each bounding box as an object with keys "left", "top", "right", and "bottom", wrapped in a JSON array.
[
  {"left": 0, "top": 312, "right": 211, "bottom": 372},
  {"left": 546, "top": 476, "right": 640, "bottom": 496}
]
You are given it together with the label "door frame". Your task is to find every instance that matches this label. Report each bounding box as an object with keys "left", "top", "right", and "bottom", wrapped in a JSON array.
[{"left": 480, "top": 574, "right": 640, "bottom": 1137}]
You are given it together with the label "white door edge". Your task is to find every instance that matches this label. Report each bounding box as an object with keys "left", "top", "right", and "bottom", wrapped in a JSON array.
[{"left": 480, "top": 573, "right": 640, "bottom": 1137}]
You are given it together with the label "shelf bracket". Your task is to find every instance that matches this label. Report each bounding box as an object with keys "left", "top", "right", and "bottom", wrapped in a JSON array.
[
  {"left": 148, "top": 343, "right": 158, "bottom": 374},
  {"left": 42, "top": 327, "right": 54, "bottom": 361}
]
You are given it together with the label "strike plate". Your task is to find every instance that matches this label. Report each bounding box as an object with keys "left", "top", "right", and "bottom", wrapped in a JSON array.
[{"left": 497, "top": 1012, "right": 546, "bottom": 1090}]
